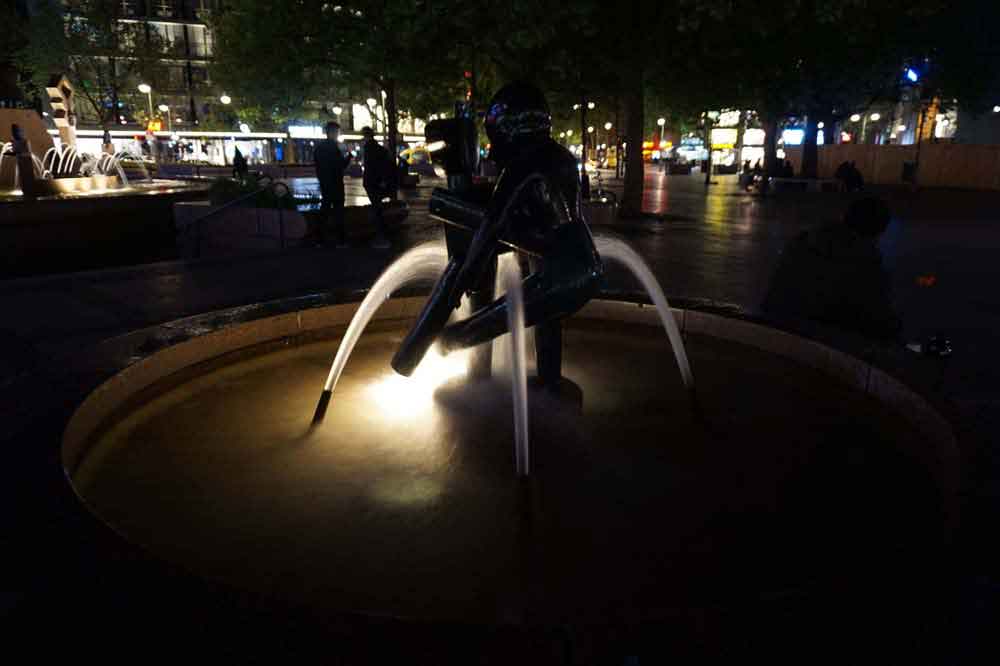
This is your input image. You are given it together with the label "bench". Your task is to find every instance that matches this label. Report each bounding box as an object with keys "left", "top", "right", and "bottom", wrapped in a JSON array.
[{"left": 769, "top": 177, "right": 840, "bottom": 193}]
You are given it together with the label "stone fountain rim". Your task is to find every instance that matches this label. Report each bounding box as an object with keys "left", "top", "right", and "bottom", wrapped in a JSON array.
[
  {"left": 37, "top": 287, "right": 963, "bottom": 636},
  {"left": 62, "top": 291, "right": 959, "bottom": 482}
]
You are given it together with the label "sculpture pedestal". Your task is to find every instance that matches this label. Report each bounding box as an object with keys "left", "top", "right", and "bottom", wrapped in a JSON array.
[{"left": 526, "top": 375, "right": 583, "bottom": 412}]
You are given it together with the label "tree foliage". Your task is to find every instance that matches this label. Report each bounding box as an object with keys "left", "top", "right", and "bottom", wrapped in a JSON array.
[
  {"left": 17, "top": 0, "right": 167, "bottom": 128},
  {"left": 206, "top": 0, "right": 985, "bottom": 190}
]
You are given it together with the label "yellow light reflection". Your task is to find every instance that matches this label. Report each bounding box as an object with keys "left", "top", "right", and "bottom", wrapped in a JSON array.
[{"left": 366, "top": 345, "right": 469, "bottom": 419}]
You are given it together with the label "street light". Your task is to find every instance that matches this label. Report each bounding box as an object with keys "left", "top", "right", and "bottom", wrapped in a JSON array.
[
  {"left": 158, "top": 103, "right": 172, "bottom": 133},
  {"left": 137, "top": 83, "right": 152, "bottom": 120},
  {"left": 573, "top": 103, "right": 580, "bottom": 110},
  {"left": 332, "top": 106, "right": 342, "bottom": 115},
  {"left": 587, "top": 101, "right": 595, "bottom": 110},
  {"left": 566, "top": 129, "right": 573, "bottom": 136},
  {"left": 870, "top": 113, "right": 881, "bottom": 121},
  {"left": 850, "top": 113, "right": 861, "bottom": 122},
  {"left": 559, "top": 131, "right": 566, "bottom": 138},
  {"left": 587, "top": 126, "right": 594, "bottom": 133},
  {"left": 817, "top": 122, "right": 825, "bottom": 129},
  {"left": 993, "top": 105, "right": 1000, "bottom": 113},
  {"left": 604, "top": 122, "right": 612, "bottom": 131},
  {"left": 657, "top": 117, "right": 666, "bottom": 127},
  {"left": 220, "top": 94, "right": 232, "bottom": 105}
]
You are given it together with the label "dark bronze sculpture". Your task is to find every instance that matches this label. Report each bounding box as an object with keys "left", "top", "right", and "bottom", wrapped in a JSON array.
[{"left": 391, "top": 82, "right": 603, "bottom": 387}]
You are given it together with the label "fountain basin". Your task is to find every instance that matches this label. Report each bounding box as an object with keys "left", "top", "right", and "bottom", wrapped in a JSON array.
[
  {"left": 62, "top": 296, "right": 960, "bottom": 627},
  {"left": 26, "top": 174, "right": 121, "bottom": 196},
  {"left": 0, "top": 179, "right": 211, "bottom": 277}
]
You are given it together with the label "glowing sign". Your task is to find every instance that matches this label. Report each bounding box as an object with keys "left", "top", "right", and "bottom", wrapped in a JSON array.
[
  {"left": 743, "top": 128, "right": 765, "bottom": 146},
  {"left": 710, "top": 128, "right": 737, "bottom": 148},
  {"left": 146, "top": 120, "right": 162, "bottom": 132},
  {"left": 717, "top": 110, "right": 741, "bottom": 127},
  {"left": 782, "top": 128, "right": 805, "bottom": 145},
  {"left": 288, "top": 125, "right": 325, "bottom": 139}
]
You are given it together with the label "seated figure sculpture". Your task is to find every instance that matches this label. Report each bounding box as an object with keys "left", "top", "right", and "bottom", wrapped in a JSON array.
[{"left": 391, "top": 82, "right": 604, "bottom": 387}]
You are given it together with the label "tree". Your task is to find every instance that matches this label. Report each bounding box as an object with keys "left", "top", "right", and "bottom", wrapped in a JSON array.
[
  {"left": 18, "top": 1, "right": 167, "bottom": 130},
  {"left": 210, "top": 1, "right": 463, "bottom": 156},
  {"left": 673, "top": 0, "right": 945, "bottom": 178},
  {"left": 0, "top": 1, "right": 29, "bottom": 102}
]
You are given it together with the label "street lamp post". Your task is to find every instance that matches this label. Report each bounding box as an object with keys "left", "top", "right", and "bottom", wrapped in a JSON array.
[
  {"left": 656, "top": 117, "right": 666, "bottom": 173},
  {"left": 137, "top": 83, "right": 152, "bottom": 122},
  {"left": 158, "top": 103, "right": 172, "bottom": 134}
]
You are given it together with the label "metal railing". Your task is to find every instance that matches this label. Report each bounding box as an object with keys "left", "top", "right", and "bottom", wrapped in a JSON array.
[{"left": 184, "top": 175, "right": 293, "bottom": 258}]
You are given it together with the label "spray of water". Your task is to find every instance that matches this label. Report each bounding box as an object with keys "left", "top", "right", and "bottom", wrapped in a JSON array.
[
  {"left": 593, "top": 233, "right": 693, "bottom": 389},
  {"left": 491, "top": 253, "right": 536, "bottom": 374},
  {"left": 41, "top": 147, "right": 58, "bottom": 173},
  {"left": 313, "top": 242, "right": 450, "bottom": 422},
  {"left": 500, "top": 256, "right": 530, "bottom": 476}
]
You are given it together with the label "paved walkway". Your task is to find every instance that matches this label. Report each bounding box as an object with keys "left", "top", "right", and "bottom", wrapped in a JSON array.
[{"left": 3, "top": 170, "right": 999, "bottom": 426}]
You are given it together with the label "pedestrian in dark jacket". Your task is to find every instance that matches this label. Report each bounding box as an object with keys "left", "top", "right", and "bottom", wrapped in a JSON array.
[
  {"left": 232, "top": 146, "right": 249, "bottom": 181},
  {"left": 762, "top": 197, "right": 900, "bottom": 341},
  {"left": 313, "top": 121, "right": 351, "bottom": 246},
  {"left": 360, "top": 126, "right": 392, "bottom": 249}
]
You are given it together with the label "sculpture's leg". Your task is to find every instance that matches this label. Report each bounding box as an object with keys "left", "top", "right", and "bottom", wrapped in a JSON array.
[
  {"left": 390, "top": 257, "right": 463, "bottom": 376},
  {"left": 438, "top": 272, "right": 544, "bottom": 352},
  {"left": 439, "top": 261, "right": 596, "bottom": 358},
  {"left": 465, "top": 255, "right": 497, "bottom": 380},
  {"left": 534, "top": 318, "right": 562, "bottom": 387},
  {"left": 527, "top": 256, "right": 561, "bottom": 387}
]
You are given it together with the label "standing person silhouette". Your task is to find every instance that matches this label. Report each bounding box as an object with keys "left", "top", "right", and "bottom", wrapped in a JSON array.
[
  {"left": 313, "top": 121, "right": 351, "bottom": 247},
  {"left": 360, "top": 126, "right": 393, "bottom": 249}
]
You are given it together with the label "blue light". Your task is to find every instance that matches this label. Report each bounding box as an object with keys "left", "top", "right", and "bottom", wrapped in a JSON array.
[
  {"left": 905, "top": 68, "right": 919, "bottom": 83},
  {"left": 782, "top": 128, "right": 805, "bottom": 145}
]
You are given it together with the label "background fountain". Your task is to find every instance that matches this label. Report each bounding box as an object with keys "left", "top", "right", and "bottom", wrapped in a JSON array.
[
  {"left": 1, "top": 75, "right": 152, "bottom": 197},
  {"left": 0, "top": 74, "right": 209, "bottom": 277}
]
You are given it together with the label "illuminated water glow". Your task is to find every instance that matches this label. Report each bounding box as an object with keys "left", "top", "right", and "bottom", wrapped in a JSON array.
[
  {"left": 320, "top": 242, "right": 450, "bottom": 398},
  {"left": 366, "top": 345, "right": 470, "bottom": 419},
  {"left": 500, "top": 255, "right": 530, "bottom": 476},
  {"left": 593, "top": 233, "right": 693, "bottom": 389}
]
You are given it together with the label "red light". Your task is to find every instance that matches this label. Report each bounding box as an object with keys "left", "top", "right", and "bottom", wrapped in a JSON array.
[
  {"left": 464, "top": 71, "right": 472, "bottom": 79},
  {"left": 916, "top": 275, "right": 937, "bottom": 287}
]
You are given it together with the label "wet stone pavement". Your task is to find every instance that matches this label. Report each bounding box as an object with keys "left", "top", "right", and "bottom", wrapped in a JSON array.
[{"left": 3, "top": 168, "right": 1000, "bottom": 656}]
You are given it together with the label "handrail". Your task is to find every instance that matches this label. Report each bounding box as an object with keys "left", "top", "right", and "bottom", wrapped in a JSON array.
[{"left": 184, "top": 176, "right": 294, "bottom": 258}]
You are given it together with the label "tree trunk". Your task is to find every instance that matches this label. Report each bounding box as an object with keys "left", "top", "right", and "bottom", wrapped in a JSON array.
[
  {"left": 614, "top": 98, "right": 622, "bottom": 179},
  {"left": 621, "top": 73, "right": 644, "bottom": 218},
  {"left": 385, "top": 78, "right": 399, "bottom": 166},
  {"left": 735, "top": 109, "right": 746, "bottom": 170},
  {"left": 801, "top": 112, "right": 819, "bottom": 179},
  {"left": 109, "top": 56, "right": 119, "bottom": 129},
  {"left": 703, "top": 114, "right": 713, "bottom": 185},
  {"left": 384, "top": 78, "right": 400, "bottom": 200},
  {"left": 763, "top": 115, "right": 779, "bottom": 176}
]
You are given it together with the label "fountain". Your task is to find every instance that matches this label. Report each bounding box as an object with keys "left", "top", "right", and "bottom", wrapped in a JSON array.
[
  {"left": 55, "top": 83, "right": 959, "bottom": 642},
  {"left": 0, "top": 75, "right": 209, "bottom": 276},
  {"left": 2, "top": 137, "right": 149, "bottom": 197}
]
